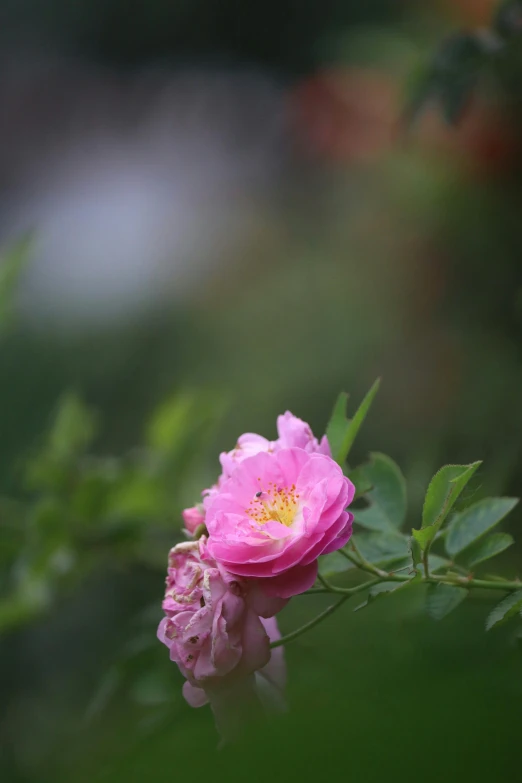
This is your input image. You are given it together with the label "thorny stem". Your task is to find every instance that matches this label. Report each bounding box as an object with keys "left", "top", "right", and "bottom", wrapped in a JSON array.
[{"left": 271, "top": 559, "right": 522, "bottom": 649}]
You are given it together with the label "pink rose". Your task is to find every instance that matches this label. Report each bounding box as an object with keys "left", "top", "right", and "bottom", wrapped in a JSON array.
[
  {"left": 219, "top": 433, "right": 273, "bottom": 479},
  {"left": 218, "top": 413, "right": 330, "bottom": 482},
  {"left": 157, "top": 537, "right": 282, "bottom": 702},
  {"left": 205, "top": 447, "right": 354, "bottom": 598},
  {"left": 276, "top": 411, "right": 331, "bottom": 456},
  {"left": 181, "top": 505, "right": 205, "bottom": 535}
]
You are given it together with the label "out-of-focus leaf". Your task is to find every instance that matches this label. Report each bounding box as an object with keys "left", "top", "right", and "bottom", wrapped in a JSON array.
[
  {"left": 147, "top": 393, "right": 195, "bottom": 452},
  {"left": 353, "top": 453, "right": 407, "bottom": 532},
  {"left": 320, "top": 551, "right": 354, "bottom": 577},
  {"left": 0, "top": 234, "right": 32, "bottom": 334},
  {"left": 326, "top": 379, "right": 380, "bottom": 466},
  {"left": 49, "top": 394, "right": 97, "bottom": 459},
  {"left": 413, "top": 462, "right": 481, "bottom": 552},
  {"left": 426, "top": 583, "right": 468, "bottom": 620},
  {"left": 494, "top": 0, "right": 522, "bottom": 39},
  {"left": 407, "top": 32, "right": 489, "bottom": 127},
  {"left": 355, "top": 530, "right": 410, "bottom": 566},
  {"left": 348, "top": 465, "right": 373, "bottom": 500},
  {"left": 446, "top": 497, "right": 518, "bottom": 557},
  {"left": 486, "top": 589, "right": 522, "bottom": 631},
  {"left": 460, "top": 533, "right": 515, "bottom": 568},
  {"left": 425, "top": 553, "right": 452, "bottom": 573}
]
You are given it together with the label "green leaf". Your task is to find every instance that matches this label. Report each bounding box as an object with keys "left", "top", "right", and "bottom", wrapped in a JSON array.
[
  {"left": 413, "top": 462, "right": 481, "bottom": 552},
  {"left": 326, "top": 379, "right": 380, "bottom": 465},
  {"left": 422, "top": 462, "right": 481, "bottom": 529},
  {"left": 0, "top": 234, "right": 32, "bottom": 334},
  {"left": 49, "top": 393, "right": 97, "bottom": 460},
  {"left": 355, "top": 531, "right": 410, "bottom": 566},
  {"left": 486, "top": 589, "right": 522, "bottom": 631},
  {"left": 147, "top": 393, "right": 195, "bottom": 452},
  {"left": 426, "top": 583, "right": 468, "bottom": 620},
  {"left": 353, "top": 453, "right": 407, "bottom": 532},
  {"left": 460, "top": 533, "right": 515, "bottom": 568},
  {"left": 446, "top": 497, "right": 519, "bottom": 557},
  {"left": 320, "top": 551, "right": 354, "bottom": 577},
  {"left": 427, "top": 553, "right": 453, "bottom": 573},
  {"left": 347, "top": 465, "right": 373, "bottom": 500}
]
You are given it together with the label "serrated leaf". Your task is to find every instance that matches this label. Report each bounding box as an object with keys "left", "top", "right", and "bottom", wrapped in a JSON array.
[
  {"left": 353, "top": 453, "right": 407, "bottom": 532},
  {"left": 486, "top": 589, "right": 522, "bottom": 631},
  {"left": 414, "top": 462, "right": 481, "bottom": 552},
  {"left": 446, "top": 497, "right": 518, "bottom": 557},
  {"left": 422, "top": 462, "right": 481, "bottom": 529},
  {"left": 326, "top": 379, "right": 380, "bottom": 466},
  {"left": 426, "top": 583, "right": 468, "bottom": 620},
  {"left": 460, "top": 533, "right": 514, "bottom": 568}
]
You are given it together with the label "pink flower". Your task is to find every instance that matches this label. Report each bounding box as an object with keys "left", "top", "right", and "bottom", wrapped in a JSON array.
[
  {"left": 218, "top": 412, "right": 330, "bottom": 481},
  {"left": 219, "top": 433, "right": 273, "bottom": 480},
  {"left": 181, "top": 505, "right": 205, "bottom": 534},
  {"left": 184, "top": 615, "right": 287, "bottom": 719},
  {"left": 157, "top": 537, "right": 282, "bottom": 704},
  {"left": 205, "top": 448, "right": 354, "bottom": 598},
  {"left": 276, "top": 411, "right": 331, "bottom": 456}
]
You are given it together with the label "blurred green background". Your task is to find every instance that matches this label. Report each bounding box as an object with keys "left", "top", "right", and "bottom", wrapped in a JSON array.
[{"left": 1, "top": 1, "right": 522, "bottom": 781}]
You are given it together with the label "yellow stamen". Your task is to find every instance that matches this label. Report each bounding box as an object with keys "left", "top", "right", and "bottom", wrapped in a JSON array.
[{"left": 246, "top": 484, "right": 299, "bottom": 527}]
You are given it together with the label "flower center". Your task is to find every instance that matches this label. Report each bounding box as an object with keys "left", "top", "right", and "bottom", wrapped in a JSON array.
[{"left": 246, "top": 482, "right": 299, "bottom": 527}]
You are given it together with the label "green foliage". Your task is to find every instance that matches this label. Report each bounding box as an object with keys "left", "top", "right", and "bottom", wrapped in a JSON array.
[
  {"left": 426, "top": 583, "right": 468, "bottom": 620},
  {"left": 347, "top": 465, "right": 373, "bottom": 499},
  {"left": 0, "top": 389, "right": 221, "bottom": 633},
  {"left": 407, "top": 1, "right": 522, "bottom": 129},
  {"left": 445, "top": 497, "right": 518, "bottom": 557},
  {"left": 494, "top": 0, "right": 522, "bottom": 39},
  {"left": 460, "top": 533, "right": 514, "bottom": 568},
  {"left": 326, "top": 379, "right": 380, "bottom": 466},
  {"left": 412, "top": 462, "right": 481, "bottom": 553},
  {"left": 353, "top": 453, "right": 407, "bottom": 532},
  {"left": 486, "top": 589, "right": 522, "bottom": 631}
]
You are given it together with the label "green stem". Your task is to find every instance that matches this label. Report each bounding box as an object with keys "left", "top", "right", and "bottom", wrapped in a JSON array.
[
  {"left": 270, "top": 577, "right": 382, "bottom": 648},
  {"left": 423, "top": 549, "right": 430, "bottom": 579},
  {"left": 343, "top": 541, "right": 388, "bottom": 578},
  {"left": 269, "top": 594, "right": 351, "bottom": 649},
  {"left": 275, "top": 571, "right": 522, "bottom": 648}
]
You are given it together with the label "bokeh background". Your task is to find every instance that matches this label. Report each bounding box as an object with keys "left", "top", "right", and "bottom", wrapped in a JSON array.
[{"left": 1, "top": 1, "right": 522, "bottom": 781}]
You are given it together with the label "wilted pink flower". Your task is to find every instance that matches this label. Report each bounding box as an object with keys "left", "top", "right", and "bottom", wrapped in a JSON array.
[
  {"left": 205, "top": 447, "right": 354, "bottom": 598},
  {"left": 183, "top": 615, "right": 286, "bottom": 720},
  {"left": 157, "top": 537, "right": 283, "bottom": 708},
  {"left": 181, "top": 505, "right": 205, "bottom": 534}
]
